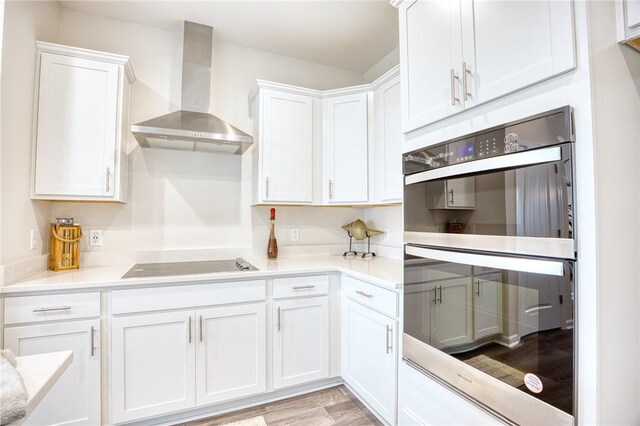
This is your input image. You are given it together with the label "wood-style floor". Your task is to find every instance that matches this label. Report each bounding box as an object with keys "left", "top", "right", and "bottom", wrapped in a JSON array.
[{"left": 177, "top": 386, "right": 383, "bottom": 426}]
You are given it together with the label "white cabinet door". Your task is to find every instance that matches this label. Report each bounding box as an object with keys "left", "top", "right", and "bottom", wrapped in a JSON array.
[
  {"left": 33, "top": 52, "right": 119, "bottom": 198},
  {"left": 195, "top": 304, "right": 266, "bottom": 405},
  {"left": 461, "top": 0, "right": 576, "bottom": 107},
  {"left": 4, "top": 320, "right": 101, "bottom": 426},
  {"left": 341, "top": 299, "right": 397, "bottom": 424},
  {"left": 111, "top": 311, "right": 196, "bottom": 423},
  {"left": 627, "top": 0, "right": 640, "bottom": 30},
  {"left": 429, "top": 177, "right": 476, "bottom": 210},
  {"left": 433, "top": 278, "right": 472, "bottom": 349},
  {"left": 260, "top": 90, "right": 313, "bottom": 203},
  {"left": 273, "top": 297, "right": 329, "bottom": 389},
  {"left": 446, "top": 177, "right": 476, "bottom": 209},
  {"left": 323, "top": 93, "right": 369, "bottom": 204},
  {"left": 473, "top": 273, "right": 503, "bottom": 340},
  {"left": 373, "top": 74, "right": 403, "bottom": 203},
  {"left": 399, "top": 0, "right": 463, "bottom": 132},
  {"left": 403, "top": 283, "right": 433, "bottom": 346}
]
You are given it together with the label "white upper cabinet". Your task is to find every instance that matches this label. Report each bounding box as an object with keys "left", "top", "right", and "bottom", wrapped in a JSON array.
[
  {"left": 323, "top": 92, "right": 369, "bottom": 204},
  {"left": 461, "top": 0, "right": 576, "bottom": 107},
  {"left": 399, "top": 0, "right": 463, "bottom": 132},
  {"left": 617, "top": 0, "right": 640, "bottom": 42},
  {"left": 250, "top": 84, "right": 314, "bottom": 205},
  {"left": 31, "top": 42, "right": 134, "bottom": 202},
  {"left": 397, "top": 0, "right": 576, "bottom": 133},
  {"left": 373, "top": 69, "right": 403, "bottom": 203}
]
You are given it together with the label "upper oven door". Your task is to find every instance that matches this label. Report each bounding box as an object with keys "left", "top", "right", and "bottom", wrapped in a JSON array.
[{"left": 403, "top": 107, "right": 575, "bottom": 260}]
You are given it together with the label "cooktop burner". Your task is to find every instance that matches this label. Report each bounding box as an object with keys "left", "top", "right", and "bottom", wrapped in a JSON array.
[{"left": 121, "top": 258, "right": 258, "bottom": 279}]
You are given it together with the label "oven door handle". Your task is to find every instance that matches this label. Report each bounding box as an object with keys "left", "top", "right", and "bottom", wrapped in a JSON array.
[
  {"left": 405, "top": 145, "right": 563, "bottom": 185},
  {"left": 405, "top": 245, "right": 565, "bottom": 276}
]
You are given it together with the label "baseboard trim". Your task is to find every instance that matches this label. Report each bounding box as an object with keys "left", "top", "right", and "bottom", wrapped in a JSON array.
[{"left": 123, "top": 377, "right": 344, "bottom": 426}]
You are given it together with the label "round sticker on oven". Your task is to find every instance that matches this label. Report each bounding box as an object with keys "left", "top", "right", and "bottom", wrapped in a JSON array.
[{"left": 524, "top": 373, "right": 543, "bottom": 393}]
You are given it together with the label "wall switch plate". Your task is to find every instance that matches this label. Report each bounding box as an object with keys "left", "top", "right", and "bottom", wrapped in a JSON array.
[
  {"left": 89, "top": 229, "right": 103, "bottom": 246},
  {"left": 291, "top": 228, "right": 300, "bottom": 242},
  {"left": 30, "top": 229, "right": 39, "bottom": 250},
  {"left": 383, "top": 229, "right": 390, "bottom": 241}
]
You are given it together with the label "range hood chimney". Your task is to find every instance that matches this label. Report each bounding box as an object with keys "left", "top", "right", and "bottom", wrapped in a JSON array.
[{"left": 131, "top": 21, "right": 253, "bottom": 154}]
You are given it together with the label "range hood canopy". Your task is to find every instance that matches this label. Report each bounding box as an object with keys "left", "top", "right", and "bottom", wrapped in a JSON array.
[{"left": 131, "top": 21, "right": 253, "bottom": 154}]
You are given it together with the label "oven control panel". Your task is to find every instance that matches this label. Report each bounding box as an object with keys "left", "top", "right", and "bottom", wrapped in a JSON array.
[{"left": 403, "top": 107, "right": 573, "bottom": 175}]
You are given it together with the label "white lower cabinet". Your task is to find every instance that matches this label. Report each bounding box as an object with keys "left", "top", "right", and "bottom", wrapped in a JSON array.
[
  {"left": 273, "top": 296, "right": 329, "bottom": 389},
  {"left": 112, "top": 304, "right": 268, "bottom": 423},
  {"left": 341, "top": 298, "right": 397, "bottom": 424},
  {"left": 196, "top": 304, "right": 266, "bottom": 405},
  {"left": 473, "top": 273, "right": 503, "bottom": 340},
  {"left": 111, "top": 311, "right": 196, "bottom": 423},
  {"left": 4, "top": 320, "right": 101, "bottom": 426},
  {"left": 433, "top": 278, "right": 473, "bottom": 349},
  {"left": 399, "top": 362, "right": 502, "bottom": 426}
]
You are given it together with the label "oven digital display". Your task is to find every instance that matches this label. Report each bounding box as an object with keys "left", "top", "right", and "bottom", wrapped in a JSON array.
[{"left": 449, "top": 139, "right": 475, "bottom": 163}]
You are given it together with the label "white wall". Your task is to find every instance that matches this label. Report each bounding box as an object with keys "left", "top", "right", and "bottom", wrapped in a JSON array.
[
  {"left": 363, "top": 47, "right": 399, "bottom": 84},
  {"left": 48, "top": 6, "right": 367, "bottom": 262},
  {"left": 588, "top": 1, "right": 640, "bottom": 424},
  {"left": 1, "top": 1, "right": 59, "bottom": 267}
]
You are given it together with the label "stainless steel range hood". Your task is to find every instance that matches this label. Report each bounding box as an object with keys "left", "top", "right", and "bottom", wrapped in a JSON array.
[{"left": 131, "top": 21, "right": 253, "bottom": 154}]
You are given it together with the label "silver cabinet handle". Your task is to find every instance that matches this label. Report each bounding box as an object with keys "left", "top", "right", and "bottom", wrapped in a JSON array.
[
  {"left": 292, "top": 285, "right": 315, "bottom": 290},
  {"left": 449, "top": 188, "right": 454, "bottom": 205},
  {"left": 329, "top": 179, "right": 334, "bottom": 200},
  {"left": 277, "top": 307, "right": 281, "bottom": 331},
  {"left": 33, "top": 306, "right": 71, "bottom": 312},
  {"left": 475, "top": 280, "right": 481, "bottom": 297},
  {"left": 386, "top": 325, "right": 393, "bottom": 354},
  {"left": 463, "top": 62, "right": 472, "bottom": 101},
  {"left": 188, "top": 317, "right": 192, "bottom": 343},
  {"left": 265, "top": 176, "right": 269, "bottom": 199},
  {"left": 106, "top": 167, "right": 111, "bottom": 192},
  {"left": 450, "top": 69, "right": 460, "bottom": 105},
  {"left": 432, "top": 288, "right": 437, "bottom": 305},
  {"left": 199, "top": 315, "right": 203, "bottom": 343},
  {"left": 90, "top": 326, "right": 96, "bottom": 357},
  {"left": 356, "top": 290, "right": 373, "bottom": 299},
  {"left": 438, "top": 286, "right": 443, "bottom": 304}
]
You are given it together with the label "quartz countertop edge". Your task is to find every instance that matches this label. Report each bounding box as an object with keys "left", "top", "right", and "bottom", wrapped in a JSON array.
[
  {"left": 0, "top": 256, "right": 403, "bottom": 294},
  {"left": 10, "top": 351, "right": 74, "bottom": 426}
]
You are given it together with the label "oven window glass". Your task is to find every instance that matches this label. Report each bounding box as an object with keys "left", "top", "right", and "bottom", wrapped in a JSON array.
[
  {"left": 404, "top": 144, "right": 573, "bottom": 240},
  {"left": 404, "top": 256, "right": 574, "bottom": 415}
]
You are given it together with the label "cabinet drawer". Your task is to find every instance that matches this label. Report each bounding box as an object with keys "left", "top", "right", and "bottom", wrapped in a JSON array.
[
  {"left": 342, "top": 275, "right": 398, "bottom": 318},
  {"left": 273, "top": 275, "right": 329, "bottom": 299},
  {"left": 4, "top": 292, "right": 100, "bottom": 325},
  {"left": 112, "top": 280, "right": 266, "bottom": 315}
]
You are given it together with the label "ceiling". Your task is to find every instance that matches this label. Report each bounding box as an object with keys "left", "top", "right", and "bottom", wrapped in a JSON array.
[{"left": 59, "top": 1, "right": 399, "bottom": 73}]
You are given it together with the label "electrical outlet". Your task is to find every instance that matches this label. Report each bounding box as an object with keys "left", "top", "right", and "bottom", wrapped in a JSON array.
[
  {"left": 30, "top": 229, "right": 39, "bottom": 250},
  {"left": 290, "top": 228, "right": 300, "bottom": 242},
  {"left": 383, "top": 228, "right": 390, "bottom": 241},
  {"left": 89, "top": 229, "right": 103, "bottom": 246}
]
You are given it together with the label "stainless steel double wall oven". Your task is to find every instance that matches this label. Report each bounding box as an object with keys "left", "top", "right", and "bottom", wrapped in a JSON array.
[{"left": 403, "top": 107, "right": 576, "bottom": 425}]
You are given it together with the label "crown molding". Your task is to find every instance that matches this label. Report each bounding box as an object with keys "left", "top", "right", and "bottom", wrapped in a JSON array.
[
  {"left": 249, "top": 79, "right": 324, "bottom": 102},
  {"left": 36, "top": 41, "right": 136, "bottom": 83}
]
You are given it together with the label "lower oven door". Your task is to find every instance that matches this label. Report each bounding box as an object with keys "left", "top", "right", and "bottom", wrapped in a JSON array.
[{"left": 404, "top": 244, "right": 574, "bottom": 425}]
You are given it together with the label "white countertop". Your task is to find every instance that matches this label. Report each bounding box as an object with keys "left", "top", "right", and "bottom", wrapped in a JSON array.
[
  {"left": 1, "top": 256, "right": 403, "bottom": 294},
  {"left": 11, "top": 351, "right": 73, "bottom": 425}
]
